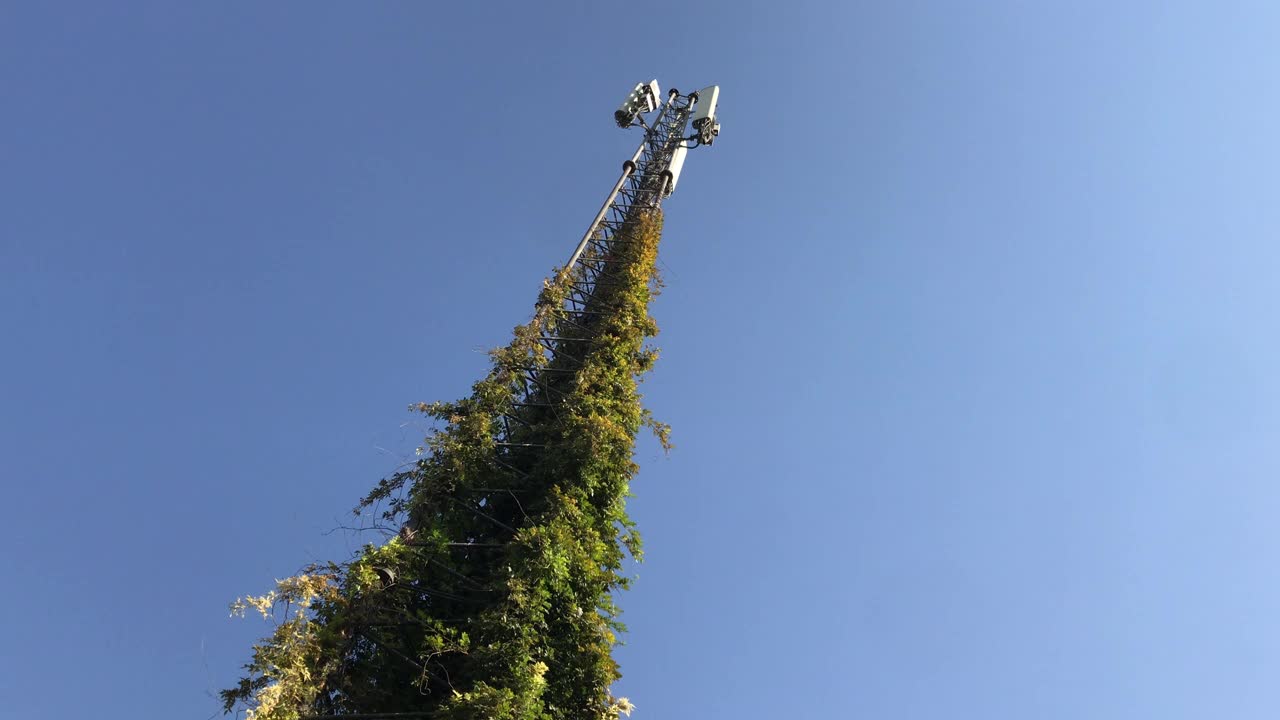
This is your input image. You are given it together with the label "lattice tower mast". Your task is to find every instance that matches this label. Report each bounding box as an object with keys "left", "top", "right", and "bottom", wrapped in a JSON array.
[{"left": 225, "top": 80, "right": 721, "bottom": 720}]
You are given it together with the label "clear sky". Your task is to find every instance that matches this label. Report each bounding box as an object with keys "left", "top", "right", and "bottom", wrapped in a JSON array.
[{"left": 4, "top": 2, "right": 1280, "bottom": 718}]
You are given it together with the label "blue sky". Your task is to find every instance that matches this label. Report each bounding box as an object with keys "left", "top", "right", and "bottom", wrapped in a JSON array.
[{"left": 4, "top": 2, "right": 1280, "bottom": 718}]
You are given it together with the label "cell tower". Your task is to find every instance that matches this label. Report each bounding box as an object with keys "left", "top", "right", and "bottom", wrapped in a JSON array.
[{"left": 223, "top": 81, "right": 720, "bottom": 720}]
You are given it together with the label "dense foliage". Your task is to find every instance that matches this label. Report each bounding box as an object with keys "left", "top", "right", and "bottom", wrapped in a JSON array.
[{"left": 224, "top": 209, "right": 668, "bottom": 720}]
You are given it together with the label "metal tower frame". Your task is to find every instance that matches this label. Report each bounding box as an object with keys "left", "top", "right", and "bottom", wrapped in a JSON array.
[{"left": 289, "top": 82, "right": 718, "bottom": 719}]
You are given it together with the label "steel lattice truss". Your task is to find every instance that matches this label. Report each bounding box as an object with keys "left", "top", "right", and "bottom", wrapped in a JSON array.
[{"left": 296, "top": 91, "right": 702, "bottom": 720}]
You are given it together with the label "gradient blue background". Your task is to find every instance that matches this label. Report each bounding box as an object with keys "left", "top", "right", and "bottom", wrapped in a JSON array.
[{"left": 4, "top": 3, "right": 1280, "bottom": 718}]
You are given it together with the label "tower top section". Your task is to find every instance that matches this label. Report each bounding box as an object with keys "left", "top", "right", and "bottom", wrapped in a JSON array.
[{"left": 610, "top": 80, "right": 721, "bottom": 200}]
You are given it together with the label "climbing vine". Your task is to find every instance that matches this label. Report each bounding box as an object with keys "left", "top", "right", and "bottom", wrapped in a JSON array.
[{"left": 224, "top": 210, "right": 668, "bottom": 720}]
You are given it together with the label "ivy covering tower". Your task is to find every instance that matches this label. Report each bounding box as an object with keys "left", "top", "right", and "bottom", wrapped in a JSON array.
[{"left": 222, "top": 81, "right": 721, "bottom": 720}]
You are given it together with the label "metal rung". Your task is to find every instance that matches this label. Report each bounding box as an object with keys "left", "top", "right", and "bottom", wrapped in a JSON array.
[
  {"left": 514, "top": 365, "right": 576, "bottom": 374},
  {"left": 500, "top": 412, "right": 532, "bottom": 427}
]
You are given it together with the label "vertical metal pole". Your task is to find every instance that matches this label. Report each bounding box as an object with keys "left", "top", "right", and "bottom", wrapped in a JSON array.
[
  {"left": 563, "top": 141, "right": 645, "bottom": 272},
  {"left": 655, "top": 174, "right": 670, "bottom": 199}
]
